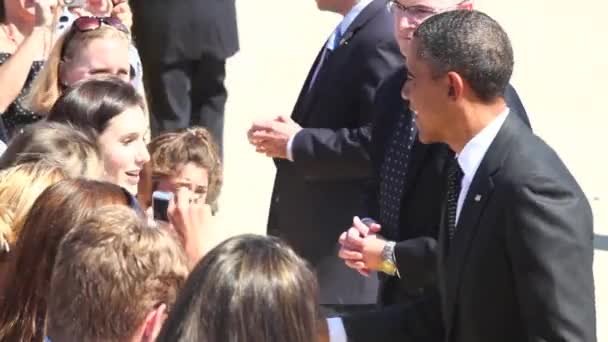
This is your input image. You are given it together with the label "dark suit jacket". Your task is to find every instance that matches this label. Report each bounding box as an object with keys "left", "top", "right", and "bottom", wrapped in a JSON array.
[
  {"left": 343, "top": 70, "right": 534, "bottom": 341},
  {"left": 267, "top": 0, "right": 403, "bottom": 305},
  {"left": 436, "top": 112, "right": 595, "bottom": 342},
  {"left": 366, "top": 67, "right": 532, "bottom": 305},
  {"left": 131, "top": 0, "right": 238, "bottom": 63},
  {"left": 345, "top": 112, "right": 594, "bottom": 342}
]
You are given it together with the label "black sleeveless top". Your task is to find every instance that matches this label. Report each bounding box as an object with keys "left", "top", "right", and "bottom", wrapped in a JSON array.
[{"left": 0, "top": 52, "right": 45, "bottom": 142}]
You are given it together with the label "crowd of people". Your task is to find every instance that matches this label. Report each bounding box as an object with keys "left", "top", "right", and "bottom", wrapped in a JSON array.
[{"left": 0, "top": 0, "right": 597, "bottom": 342}]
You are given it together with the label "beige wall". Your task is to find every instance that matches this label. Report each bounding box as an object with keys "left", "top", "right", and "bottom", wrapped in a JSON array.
[{"left": 215, "top": 1, "right": 607, "bottom": 338}]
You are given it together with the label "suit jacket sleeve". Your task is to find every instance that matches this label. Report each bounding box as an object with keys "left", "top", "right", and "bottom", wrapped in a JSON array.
[
  {"left": 506, "top": 173, "right": 596, "bottom": 341},
  {"left": 342, "top": 294, "right": 444, "bottom": 342},
  {"left": 393, "top": 237, "right": 438, "bottom": 288},
  {"left": 290, "top": 39, "right": 403, "bottom": 181}
]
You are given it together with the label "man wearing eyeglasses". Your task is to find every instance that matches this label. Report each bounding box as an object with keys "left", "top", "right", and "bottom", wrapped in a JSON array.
[{"left": 247, "top": 0, "right": 403, "bottom": 315}]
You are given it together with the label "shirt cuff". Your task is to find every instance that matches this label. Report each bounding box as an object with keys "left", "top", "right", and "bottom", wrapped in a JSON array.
[
  {"left": 286, "top": 131, "right": 299, "bottom": 162},
  {"left": 326, "top": 317, "right": 348, "bottom": 342}
]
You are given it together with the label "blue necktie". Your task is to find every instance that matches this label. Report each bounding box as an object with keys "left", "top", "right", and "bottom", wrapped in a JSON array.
[
  {"left": 378, "top": 113, "right": 417, "bottom": 240},
  {"left": 309, "top": 25, "right": 343, "bottom": 90}
]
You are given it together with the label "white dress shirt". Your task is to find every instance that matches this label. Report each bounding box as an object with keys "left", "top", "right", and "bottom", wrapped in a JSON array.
[
  {"left": 455, "top": 108, "right": 509, "bottom": 223},
  {"left": 0, "top": 140, "right": 6, "bottom": 156},
  {"left": 286, "top": 0, "right": 375, "bottom": 162}
]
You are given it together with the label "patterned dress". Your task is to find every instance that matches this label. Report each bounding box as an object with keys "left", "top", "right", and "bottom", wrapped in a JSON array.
[{"left": 0, "top": 52, "right": 44, "bottom": 142}]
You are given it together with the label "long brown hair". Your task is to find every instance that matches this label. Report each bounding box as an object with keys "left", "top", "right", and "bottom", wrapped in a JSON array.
[
  {"left": 0, "top": 179, "right": 131, "bottom": 342},
  {"left": 157, "top": 234, "right": 326, "bottom": 342}
]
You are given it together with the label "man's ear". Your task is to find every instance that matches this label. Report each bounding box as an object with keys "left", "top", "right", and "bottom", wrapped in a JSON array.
[
  {"left": 140, "top": 303, "right": 167, "bottom": 342},
  {"left": 446, "top": 71, "right": 464, "bottom": 100}
]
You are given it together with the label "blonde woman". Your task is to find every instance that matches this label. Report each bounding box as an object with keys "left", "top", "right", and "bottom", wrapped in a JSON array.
[
  {"left": 0, "top": 0, "right": 136, "bottom": 140},
  {"left": 0, "top": 161, "right": 67, "bottom": 298},
  {"left": 27, "top": 15, "right": 131, "bottom": 114},
  {"left": 0, "top": 160, "right": 67, "bottom": 252}
]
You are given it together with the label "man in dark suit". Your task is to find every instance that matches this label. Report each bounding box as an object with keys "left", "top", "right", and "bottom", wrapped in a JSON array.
[
  {"left": 339, "top": 10, "right": 596, "bottom": 341},
  {"left": 247, "top": 0, "right": 403, "bottom": 313},
  {"left": 131, "top": 0, "right": 238, "bottom": 153},
  {"left": 338, "top": 0, "right": 530, "bottom": 310}
]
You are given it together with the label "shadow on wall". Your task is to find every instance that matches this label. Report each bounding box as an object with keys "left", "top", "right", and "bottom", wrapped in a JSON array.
[{"left": 595, "top": 234, "right": 608, "bottom": 251}]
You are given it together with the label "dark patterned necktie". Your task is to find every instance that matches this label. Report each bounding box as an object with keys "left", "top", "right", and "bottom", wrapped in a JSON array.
[
  {"left": 445, "top": 157, "right": 464, "bottom": 241},
  {"left": 378, "top": 112, "right": 417, "bottom": 240}
]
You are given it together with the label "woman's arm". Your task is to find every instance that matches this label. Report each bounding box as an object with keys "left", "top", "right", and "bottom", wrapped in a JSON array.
[{"left": 0, "top": 0, "right": 57, "bottom": 112}]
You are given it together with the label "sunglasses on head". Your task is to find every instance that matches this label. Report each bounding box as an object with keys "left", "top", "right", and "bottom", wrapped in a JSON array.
[
  {"left": 61, "top": 16, "right": 129, "bottom": 60},
  {"left": 72, "top": 16, "right": 129, "bottom": 34}
]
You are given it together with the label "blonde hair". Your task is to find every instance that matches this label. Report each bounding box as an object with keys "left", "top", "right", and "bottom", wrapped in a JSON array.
[
  {"left": 47, "top": 206, "right": 189, "bottom": 342},
  {"left": 27, "top": 24, "right": 130, "bottom": 114},
  {"left": 0, "top": 179, "right": 132, "bottom": 342},
  {"left": 0, "top": 161, "right": 67, "bottom": 251},
  {"left": 147, "top": 127, "right": 223, "bottom": 207}
]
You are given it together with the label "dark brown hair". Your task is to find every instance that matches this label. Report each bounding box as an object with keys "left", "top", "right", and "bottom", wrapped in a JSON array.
[
  {"left": 157, "top": 234, "right": 326, "bottom": 342},
  {"left": 0, "top": 179, "right": 132, "bottom": 342},
  {"left": 46, "top": 76, "right": 145, "bottom": 134}
]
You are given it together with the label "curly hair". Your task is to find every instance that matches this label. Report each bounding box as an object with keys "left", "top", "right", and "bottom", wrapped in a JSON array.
[{"left": 147, "top": 127, "right": 223, "bottom": 207}]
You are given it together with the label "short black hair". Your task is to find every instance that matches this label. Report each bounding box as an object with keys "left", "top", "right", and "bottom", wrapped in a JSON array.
[{"left": 413, "top": 10, "right": 514, "bottom": 102}]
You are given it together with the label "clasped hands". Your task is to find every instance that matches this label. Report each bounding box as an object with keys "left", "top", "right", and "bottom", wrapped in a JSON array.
[
  {"left": 247, "top": 115, "right": 302, "bottom": 160},
  {"left": 338, "top": 216, "right": 388, "bottom": 276}
]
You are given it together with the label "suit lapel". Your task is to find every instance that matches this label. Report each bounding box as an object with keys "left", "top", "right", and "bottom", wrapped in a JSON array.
[
  {"left": 291, "top": 46, "right": 326, "bottom": 123},
  {"left": 442, "top": 113, "right": 521, "bottom": 335},
  {"left": 295, "top": 0, "right": 386, "bottom": 124}
]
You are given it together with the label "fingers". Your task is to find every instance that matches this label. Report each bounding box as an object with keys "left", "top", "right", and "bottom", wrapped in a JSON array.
[
  {"left": 338, "top": 226, "right": 365, "bottom": 250},
  {"left": 369, "top": 223, "right": 382, "bottom": 233},
  {"left": 174, "top": 186, "right": 190, "bottom": 210},
  {"left": 338, "top": 247, "right": 363, "bottom": 261},
  {"left": 251, "top": 130, "right": 279, "bottom": 141},
  {"left": 352, "top": 216, "right": 370, "bottom": 236},
  {"left": 357, "top": 268, "right": 371, "bottom": 277},
  {"left": 345, "top": 260, "right": 366, "bottom": 270},
  {"left": 277, "top": 115, "right": 297, "bottom": 126},
  {"left": 250, "top": 120, "right": 276, "bottom": 133}
]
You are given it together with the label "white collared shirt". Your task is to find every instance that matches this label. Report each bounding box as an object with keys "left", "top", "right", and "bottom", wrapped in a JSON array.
[
  {"left": 455, "top": 108, "right": 510, "bottom": 223},
  {"left": 286, "top": 0, "right": 375, "bottom": 162}
]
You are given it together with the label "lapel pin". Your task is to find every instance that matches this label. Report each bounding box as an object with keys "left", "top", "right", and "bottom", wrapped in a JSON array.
[
  {"left": 340, "top": 31, "right": 354, "bottom": 46},
  {"left": 474, "top": 194, "right": 482, "bottom": 202}
]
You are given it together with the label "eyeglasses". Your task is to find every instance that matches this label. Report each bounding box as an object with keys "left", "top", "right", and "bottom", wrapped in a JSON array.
[
  {"left": 387, "top": 1, "right": 461, "bottom": 21},
  {"left": 71, "top": 16, "right": 129, "bottom": 34}
]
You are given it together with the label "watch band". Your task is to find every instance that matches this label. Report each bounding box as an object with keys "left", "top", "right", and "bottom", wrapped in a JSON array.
[{"left": 380, "top": 241, "right": 399, "bottom": 277}]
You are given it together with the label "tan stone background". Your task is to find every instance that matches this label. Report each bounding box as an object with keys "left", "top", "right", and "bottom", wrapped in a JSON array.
[{"left": 210, "top": 1, "right": 607, "bottom": 339}]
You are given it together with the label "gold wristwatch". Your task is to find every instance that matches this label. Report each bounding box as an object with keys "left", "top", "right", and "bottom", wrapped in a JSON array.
[{"left": 379, "top": 241, "right": 400, "bottom": 277}]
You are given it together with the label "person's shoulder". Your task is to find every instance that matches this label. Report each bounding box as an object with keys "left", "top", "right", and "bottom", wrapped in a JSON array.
[{"left": 500, "top": 128, "right": 583, "bottom": 196}]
